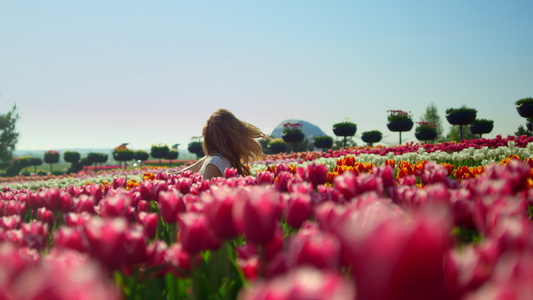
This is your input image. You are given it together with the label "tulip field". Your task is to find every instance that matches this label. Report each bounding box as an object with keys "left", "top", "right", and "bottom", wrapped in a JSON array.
[{"left": 3, "top": 134, "right": 533, "bottom": 299}]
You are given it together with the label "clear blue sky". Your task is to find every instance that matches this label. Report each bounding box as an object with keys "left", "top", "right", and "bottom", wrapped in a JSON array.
[{"left": 1, "top": 1, "right": 532, "bottom": 151}]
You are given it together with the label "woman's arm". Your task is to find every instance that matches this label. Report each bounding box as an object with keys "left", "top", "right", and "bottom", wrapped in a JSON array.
[{"left": 170, "top": 157, "right": 206, "bottom": 174}]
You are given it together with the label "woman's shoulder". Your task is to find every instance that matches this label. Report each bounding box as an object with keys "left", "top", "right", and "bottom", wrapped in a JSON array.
[{"left": 208, "top": 154, "right": 232, "bottom": 167}]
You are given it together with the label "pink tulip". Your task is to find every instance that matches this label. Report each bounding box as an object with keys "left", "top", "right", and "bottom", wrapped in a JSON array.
[
  {"left": 4, "top": 200, "right": 25, "bottom": 216},
  {"left": 83, "top": 218, "right": 128, "bottom": 271},
  {"left": 38, "top": 188, "right": 62, "bottom": 211},
  {"left": 99, "top": 193, "right": 132, "bottom": 220},
  {"left": 82, "top": 183, "right": 104, "bottom": 204},
  {"left": 174, "top": 177, "right": 193, "bottom": 195},
  {"left": 275, "top": 172, "right": 294, "bottom": 192},
  {"left": 202, "top": 186, "right": 240, "bottom": 240},
  {"left": 64, "top": 212, "right": 92, "bottom": 227},
  {"left": 139, "top": 180, "right": 169, "bottom": 202},
  {"left": 27, "top": 192, "right": 43, "bottom": 210},
  {"left": 334, "top": 172, "right": 384, "bottom": 201},
  {"left": 0, "top": 215, "right": 21, "bottom": 230},
  {"left": 224, "top": 167, "right": 239, "bottom": 178},
  {"left": 125, "top": 225, "right": 148, "bottom": 265},
  {"left": 256, "top": 171, "right": 275, "bottom": 185},
  {"left": 337, "top": 208, "right": 452, "bottom": 300},
  {"left": 112, "top": 177, "right": 127, "bottom": 189},
  {"left": 240, "top": 267, "right": 355, "bottom": 300},
  {"left": 37, "top": 207, "right": 54, "bottom": 226},
  {"left": 137, "top": 212, "right": 158, "bottom": 239},
  {"left": 158, "top": 190, "right": 186, "bottom": 224},
  {"left": 178, "top": 212, "right": 218, "bottom": 254},
  {"left": 444, "top": 240, "right": 500, "bottom": 299},
  {"left": 72, "top": 194, "right": 96, "bottom": 214},
  {"left": 286, "top": 230, "right": 340, "bottom": 271},
  {"left": 297, "top": 163, "right": 329, "bottom": 188},
  {"left": 53, "top": 226, "right": 85, "bottom": 252},
  {"left": 8, "top": 249, "right": 120, "bottom": 300},
  {"left": 146, "top": 240, "right": 170, "bottom": 277},
  {"left": 21, "top": 221, "right": 49, "bottom": 251},
  {"left": 284, "top": 193, "right": 312, "bottom": 229},
  {"left": 167, "top": 243, "right": 194, "bottom": 278},
  {"left": 233, "top": 187, "right": 282, "bottom": 245}
]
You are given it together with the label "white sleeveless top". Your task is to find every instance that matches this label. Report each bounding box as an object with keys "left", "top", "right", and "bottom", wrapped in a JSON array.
[{"left": 198, "top": 154, "right": 233, "bottom": 178}]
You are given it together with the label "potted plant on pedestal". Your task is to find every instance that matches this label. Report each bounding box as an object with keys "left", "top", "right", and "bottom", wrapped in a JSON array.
[
  {"left": 113, "top": 144, "right": 134, "bottom": 169},
  {"left": 43, "top": 150, "right": 60, "bottom": 175},
  {"left": 516, "top": 97, "right": 533, "bottom": 118},
  {"left": 313, "top": 135, "right": 333, "bottom": 152},
  {"left": 387, "top": 110, "right": 413, "bottom": 145},
  {"left": 414, "top": 121, "right": 437, "bottom": 144},
  {"left": 445, "top": 106, "right": 477, "bottom": 140},
  {"left": 187, "top": 137, "right": 205, "bottom": 159},
  {"left": 333, "top": 119, "right": 357, "bottom": 149},
  {"left": 469, "top": 119, "right": 494, "bottom": 138},
  {"left": 282, "top": 122, "right": 305, "bottom": 152},
  {"left": 151, "top": 144, "right": 170, "bottom": 165},
  {"left": 361, "top": 130, "right": 382, "bottom": 147},
  {"left": 134, "top": 150, "right": 149, "bottom": 166}
]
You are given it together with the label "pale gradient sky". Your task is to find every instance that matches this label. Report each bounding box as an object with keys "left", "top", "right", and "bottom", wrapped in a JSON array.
[{"left": 1, "top": 1, "right": 532, "bottom": 151}]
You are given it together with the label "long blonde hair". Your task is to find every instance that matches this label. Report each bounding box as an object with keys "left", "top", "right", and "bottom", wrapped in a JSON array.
[{"left": 202, "top": 109, "right": 268, "bottom": 176}]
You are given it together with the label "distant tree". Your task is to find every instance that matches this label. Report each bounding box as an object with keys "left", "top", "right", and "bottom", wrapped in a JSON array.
[
  {"left": 331, "top": 137, "right": 356, "bottom": 150},
  {"left": 515, "top": 125, "right": 532, "bottom": 137},
  {"left": 259, "top": 138, "right": 272, "bottom": 154},
  {"left": 166, "top": 149, "right": 179, "bottom": 167},
  {"left": 0, "top": 105, "right": 19, "bottom": 168},
  {"left": 446, "top": 125, "right": 476, "bottom": 142},
  {"left": 420, "top": 103, "right": 444, "bottom": 142},
  {"left": 292, "top": 139, "right": 315, "bottom": 153}
]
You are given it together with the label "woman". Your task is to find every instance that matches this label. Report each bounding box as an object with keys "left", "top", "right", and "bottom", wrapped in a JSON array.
[{"left": 176, "top": 109, "right": 268, "bottom": 179}]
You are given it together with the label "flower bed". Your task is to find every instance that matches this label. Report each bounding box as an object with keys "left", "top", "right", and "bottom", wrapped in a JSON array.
[{"left": 1, "top": 136, "right": 533, "bottom": 299}]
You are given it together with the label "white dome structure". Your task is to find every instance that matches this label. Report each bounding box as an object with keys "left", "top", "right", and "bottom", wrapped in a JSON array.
[{"left": 271, "top": 119, "right": 327, "bottom": 143}]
